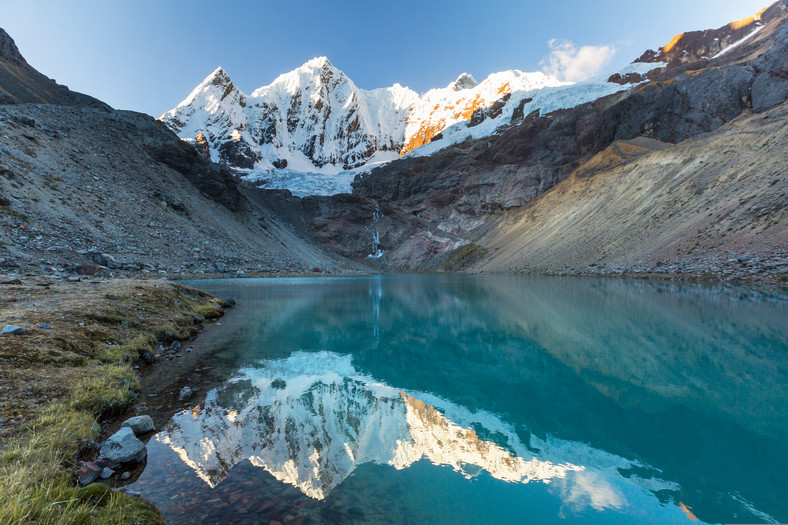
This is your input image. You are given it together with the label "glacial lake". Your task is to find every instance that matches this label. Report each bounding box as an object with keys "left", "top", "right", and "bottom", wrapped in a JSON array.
[{"left": 127, "top": 275, "right": 788, "bottom": 524}]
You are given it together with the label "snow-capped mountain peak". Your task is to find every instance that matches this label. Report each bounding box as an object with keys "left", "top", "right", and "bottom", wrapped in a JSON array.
[
  {"left": 159, "top": 57, "right": 664, "bottom": 196},
  {"left": 205, "top": 66, "right": 231, "bottom": 85},
  {"left": 449, "top": 72, "right": 478, "bottom": 90}
]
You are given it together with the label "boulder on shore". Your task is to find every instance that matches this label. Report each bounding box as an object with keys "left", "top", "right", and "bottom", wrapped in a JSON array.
[
  {"left": 121, "top": 415, "right": 155, "bottom": 436},
  {"left": 99, "top": 427, "right": 146, "bottom": 463}
]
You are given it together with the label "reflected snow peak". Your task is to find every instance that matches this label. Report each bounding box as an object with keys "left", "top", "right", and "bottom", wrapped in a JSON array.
[{"left": 158, "top": 351, "right": 683, "bottom": 513}]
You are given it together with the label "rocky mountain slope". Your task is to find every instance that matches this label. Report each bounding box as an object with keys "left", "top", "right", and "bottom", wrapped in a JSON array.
[
  {"left": 472, "top": 104, "right": 787, "bottom": 277},
  {"left": 0, "top": 28, "right": 108, "bottom": 108},
  {"left": 288, "top": 0, "right": 787, "bottom": 279},
  {"left": 0, "top": 31, "right": 359, "bottom": 278}
]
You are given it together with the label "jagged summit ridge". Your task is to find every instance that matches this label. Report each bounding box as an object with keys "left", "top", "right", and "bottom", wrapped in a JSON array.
[
  {"left": 159, "top": 58, "right": 582, "bottom": 182},
  {"left": 636, "top": 0, "right": 786, "bottom": 65},
  {"left": 161, "top": 56, "right": 660, "bottom": 196},
  {"left": 0, "top": 28, "right": 25, "bottom": 66},
  {"left": 450, "top": 72, "right": 478, "bottom": 90}
]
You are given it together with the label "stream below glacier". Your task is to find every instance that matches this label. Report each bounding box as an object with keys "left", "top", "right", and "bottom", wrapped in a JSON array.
[{"left": 126, "top": 275, "right": 788, "bottom": 524}]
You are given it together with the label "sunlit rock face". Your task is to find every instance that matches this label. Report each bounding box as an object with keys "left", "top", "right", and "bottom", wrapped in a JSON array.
[{"left": 158, "top": 351, "right": 678, "bottom": 508}]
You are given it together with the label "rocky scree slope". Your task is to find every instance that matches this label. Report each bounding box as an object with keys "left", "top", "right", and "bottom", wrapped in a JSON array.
[
  {"left": 472, "top": 104, "right": 787, "bottom": 278},
  {"left": 293, "top": 1, "right": 788, "bottom": 275},
  {"left": 0, "top": 29, "right": 357, "bottom": 277},
  {"left": 0, "top": 104, "right": 355, "bottom": 277}
]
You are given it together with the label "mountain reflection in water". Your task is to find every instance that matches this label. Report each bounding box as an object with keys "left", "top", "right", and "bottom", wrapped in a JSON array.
[
  {"left": 158, "top": 351, "right": 679, "bottom": 509},
  {"left": 130, "top": 275, "right": 787, "bottom": 524}
]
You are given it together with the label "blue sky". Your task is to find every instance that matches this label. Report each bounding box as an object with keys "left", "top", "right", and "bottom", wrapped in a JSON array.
[{"left": 2, "top": 0, "right": 771, "bottom": 116}]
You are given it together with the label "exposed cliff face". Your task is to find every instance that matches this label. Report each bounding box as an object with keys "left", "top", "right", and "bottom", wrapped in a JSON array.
[
  {"left": 0, "top": 28, "right": 109, "bottom": 108},
  {"left": 471, "top": 104, "right": 787, "bottom": 277}
]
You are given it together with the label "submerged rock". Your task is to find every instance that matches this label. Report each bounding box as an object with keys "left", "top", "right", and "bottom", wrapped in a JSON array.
[
  {"left": 121, "top": 415, "right": 155, "bottom": 436},
  {"left": 179, "top": 386, "right": 192, "bottom": 400},
  {"left": 99, "top": 427, "right": 146, "bottom": 463}
]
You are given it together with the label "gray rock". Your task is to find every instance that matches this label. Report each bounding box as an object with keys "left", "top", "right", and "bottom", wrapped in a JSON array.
[
  {"left": 99, "top": 427, "right": 147, "bottom": 463},
  {"left": 78, "top": 461, "right": 102, "bottom": 486},
  {"left": 1, "top": 325, "right": 25, "bottom": 335},
  {"left": 752, "top": 72, "right": 788, "bottom": 111},
  {"left": 121, "top": 415, "right": 155, "bottom": 436},
  {"left": 179, "top": 386, "right": 192, "bottom": 400},
  {"left": 120, "top": 471, "right": 131, "bottom": 480},
  {"left": 100, "top": 467, "right": 115, "bottom": 479}
]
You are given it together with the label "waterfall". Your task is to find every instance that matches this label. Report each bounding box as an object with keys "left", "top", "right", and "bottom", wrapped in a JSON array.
[{"left": 366, "top": 201, "right": 384, "bottom": 259}]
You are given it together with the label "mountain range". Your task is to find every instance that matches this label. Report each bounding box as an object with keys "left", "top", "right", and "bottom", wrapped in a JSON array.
[
  {"left": 0, "top": 1, "right": 786, "bottom": 281},
  {"left": 160, "top": 56, "right": 660, "bottom": 196}
]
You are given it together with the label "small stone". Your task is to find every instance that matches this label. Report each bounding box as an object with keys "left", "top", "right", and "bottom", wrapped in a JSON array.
[
  {"left": 78, "top": 462, "right": 102, "bottom": 486},
  {"left": 39, "top": 323, "right": 51, "bottom": 330},
  {"left": 94, "top": 458, "right": 118, "bottom": 470},
  {"left": 120, "top": 471, "right": 131, "bottom": 480},
  {"left": 170, "top": 341, "right": 181, "bottom": 350},
  {"left": 179, "top": 386, "right": 192, "bottom": 400},
  {"left": 121, "top": 415, "right": 155, "bottom": 435},
  {"left": 100, "top": 467, "right": 115, "bottom": 479},
  {"left": 1, "top": 325, "right": 25, "bottom": 335},
  {"left": 100, "top": 427, "right": 147, "bottom": 463}
]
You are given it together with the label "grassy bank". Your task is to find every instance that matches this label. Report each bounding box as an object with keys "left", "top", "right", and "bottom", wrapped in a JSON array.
[{"left": 0, "top": 278, "right": 228, "bottom": 524}]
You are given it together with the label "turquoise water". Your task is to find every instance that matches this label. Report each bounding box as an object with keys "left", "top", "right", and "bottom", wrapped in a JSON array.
[{"left": 128, "top": 275, "right": 788, "bottom": 524}]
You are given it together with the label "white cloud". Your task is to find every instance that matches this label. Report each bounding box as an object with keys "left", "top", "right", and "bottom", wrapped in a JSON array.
[{"left": 541, "top": 39, "right": 616, "bottom": 82}]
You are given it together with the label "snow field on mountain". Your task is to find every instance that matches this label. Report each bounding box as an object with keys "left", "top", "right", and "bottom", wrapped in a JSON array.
[{"left": 161, "top": 59, "right": 665, "bottom": 196}]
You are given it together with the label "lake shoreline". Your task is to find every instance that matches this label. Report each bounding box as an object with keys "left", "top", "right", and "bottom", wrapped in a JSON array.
[{"left": 0, "top": 277, "right": 233, "bottom": 524}]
